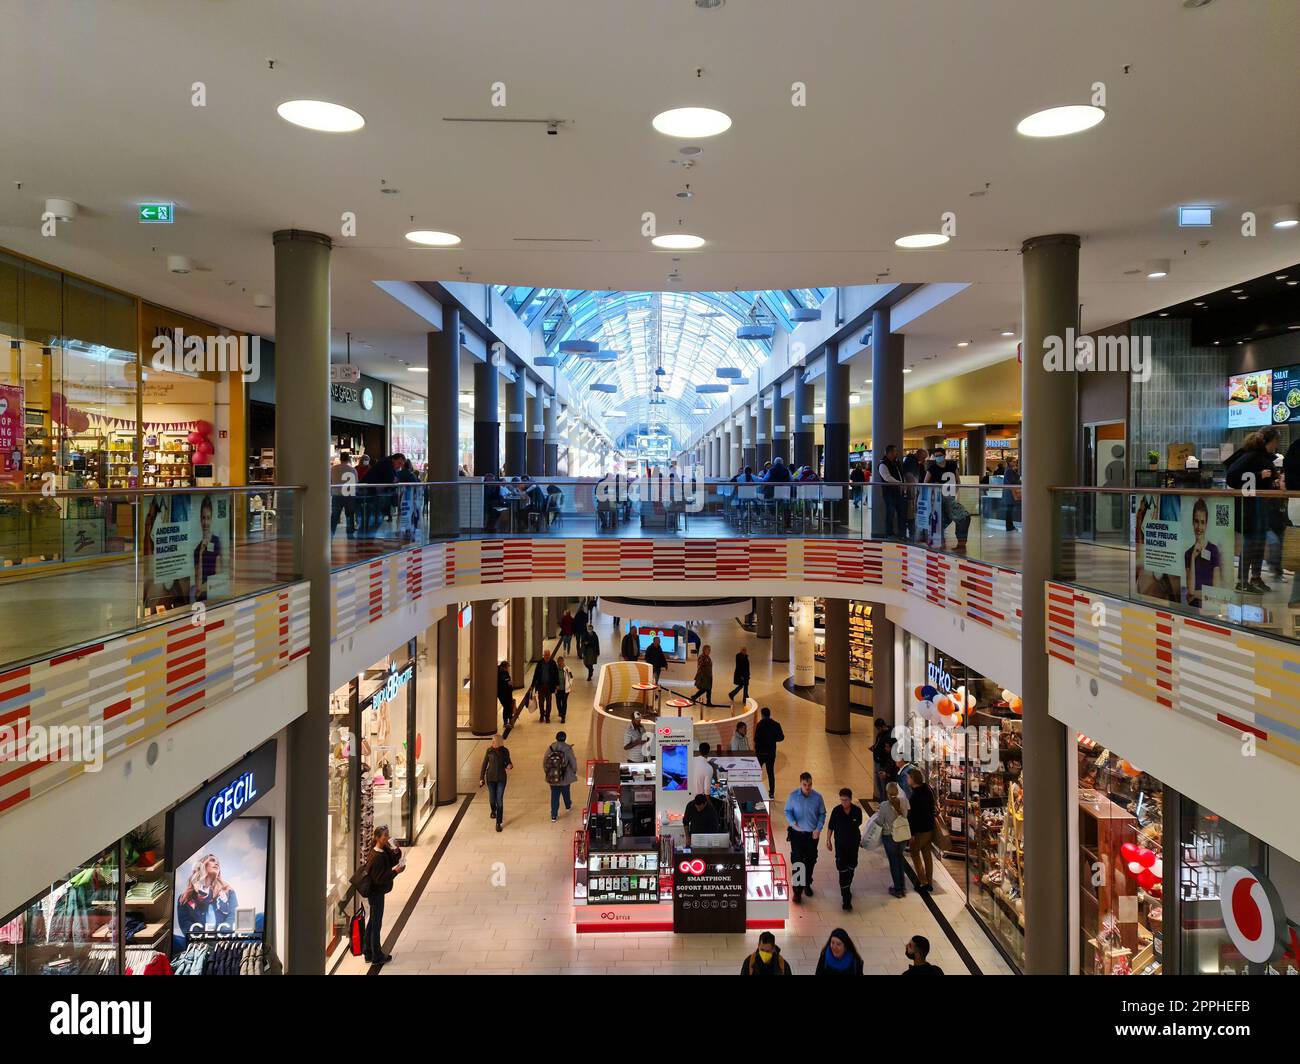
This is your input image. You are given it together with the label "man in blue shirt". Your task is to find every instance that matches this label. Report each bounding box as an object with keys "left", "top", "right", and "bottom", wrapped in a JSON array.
[{"left": 784, "top": 772, "right": 827, "bottom": 904}]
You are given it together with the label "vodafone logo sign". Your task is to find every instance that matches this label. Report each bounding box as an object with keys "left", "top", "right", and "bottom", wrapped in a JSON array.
[
  {"left": 678, "top": 859, "right": 706, "bottom": 876},
  {"left": 1221, "top": 866, "right": 1288, "bottom": 964}
]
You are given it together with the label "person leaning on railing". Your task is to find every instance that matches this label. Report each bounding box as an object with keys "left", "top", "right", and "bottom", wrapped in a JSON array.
[{"left": 1225, "top": 428, "right": 1282, "bottom": 593}]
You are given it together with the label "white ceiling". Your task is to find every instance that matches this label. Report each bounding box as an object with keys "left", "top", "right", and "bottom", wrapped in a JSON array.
[{"left": 1, "top": 0, "right": 1297, "bottom": 401}]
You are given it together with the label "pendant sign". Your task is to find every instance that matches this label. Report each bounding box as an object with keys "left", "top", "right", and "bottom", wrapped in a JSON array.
[
  {"left": 138, "top": 202, "right": 175, "bottom": 223},
  {"left": 166, "top": 739, "right": 277, "bottom": 863}
]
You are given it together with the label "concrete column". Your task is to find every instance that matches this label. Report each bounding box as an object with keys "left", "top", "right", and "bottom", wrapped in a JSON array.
[
  {"left": 526, "top": 392, "right": 545, "bottom": 476},
  {"left": 792, "top": 596, "right": 815, "bottom": 686},
  {"left": 792, "top": 376, "right": 815, "bottom": 472},
  {"left": 273, "top": 228, "right": 331, "bottom": 974},
  {"left": 713, "top": 434, "right": 722, "bottom": 477},
  {"left": 756, "top": 396, "right": 773, "bottom": 467},
  {"left": 823, "top": 346, "right": 850, "bottom": 526},
  {"left": 824, "top": 597, "right": 850, "bottom": 734},
  {"left": 871, "top": 312, "right": 905, "bottom": 538},
  {"left": 532, "top": 597, "right": 544, "bottom": 658},
  {"left": 772, "top": 397, "right": 791, "bottom": 465},
  {"left": 755, "top": 595, "right": 772, "bottom": 639},
  {"left": 871, "top": 608, "right": 895, "bottom": 728},
  {"left": 742, "top": 404, "right": 757, "bottom": 471},
  {"left": 470, "top": 603, "right": 499, "bottom": 736},
  {"left": 436, "top": 605, "right": 458, "bottom": 806},
  {"left": 543, "top": 393, "right": 559, "bottom": 476},
  {"left": 510, "top": 598, "right": 527, "bottom": 688},
  {"left": 504, "top": 375, "right": 526, "bottom": 476},
  {"left": 770, "top": 597, "right": 790, "bottom": 662},
  {"left": 473, "top": 360, "right": 499, "bottom": 477},
  {"left": 722, "top": 429, "right": 734, "bottom": 476},
  {"left": 1020, "top": 232, "right": 1080, "bottom": 976},
  {"left": 428, "top": 316, "right": 459, "bottom": 536},
  {"left": 965, "top": 425, "right": 986, "bottom": 477}
]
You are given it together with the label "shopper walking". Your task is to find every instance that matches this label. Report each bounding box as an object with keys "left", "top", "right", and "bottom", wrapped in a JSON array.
[
  {"left": 877, "top": 443, "right": 905, "bottom": 538},
  {"left": 827, "top": 787, "right": 864, "bottom": 911},
  {"left": 555, "top": 655, "right": 573, "bottom": 724},
  {"left": 902, "top": 935, "right": 945, "bottom": 975},
  {"left": 754, "top": 707, "right": 784, "bottom": 796},
  {"left": 814, "top": 928, "right": 864, "bottom": 976},
  {"left": 620, "top": 624, "right": 641, "bottom": 661},
  {"left": 572, "top": 604, "right": 589, "bottom": 645},
  {"left": 728, "top": 646, "right": 751, "bottom": 704},
  {"left": 739, "top": 931, "right": 793, "bottom": 975},
  {"left": 688, "top": 643, "right": 715, "bottom": 706},
  {"left": 645, "top": 636, "right": 669, "bottom": 686},
  {"left": 496, "top": 660, "right": 515, "bottom": 734},
  {"left": 870, "top": 718, "right": 893, "bottom": 801},
  {"left": 906, "top": 767, "right": 936, "bottom": 892},
  {"left": 1226, "top": 428, "right": 1282, "bottom": 592},
  {"left": 478, "top": 734, "right": 513, "bottom": 832},
  {"left": 1003, "top": 458, "right": 1021, "bottom": 532},
  {"left": 361, "top": 825, "right": 404, "bottom": 965},
  {"left": 531, "top": 649, "right": 561, "bottom": 723},
  {"left": 784, "top": 772, "right": 826, "bottom": 904},
  {"left": 581, "top": 624, "right": 600, "bottom": 680},
  {"left": 878, "top": 781, "right": 911, "bottom": 898},
  {"left": 543, "top": 730, "right": 578, "bottom": 822},
  {"left": 558, "top": 609, "right": 575, "bottom": 653}
]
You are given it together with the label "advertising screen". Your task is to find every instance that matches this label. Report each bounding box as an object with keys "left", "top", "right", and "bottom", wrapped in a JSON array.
[
  {"left": 635, "top": 625, "right": 678, "bottom": 655},
  {"left": 1227, "top": 370, "right": 1273, "bottom": 428},
  {"left": 660, "top": 744, "right": 688, "bottom": 791},
  {"left": 1270, "top": 365, "right": 1300, "bottom": 425},
  {"left": 172, "top": 816, "right": 269, "bottom": 951}
]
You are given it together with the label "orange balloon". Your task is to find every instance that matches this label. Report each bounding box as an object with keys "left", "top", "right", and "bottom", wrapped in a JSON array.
[
  {"left": 936, "top": 696, "right": 956, "bottom": 716},
  {"left": 914, "top": 686, "right": 926, "bottom": 700},
  {"left": 1119, "top": 760, "right": 1141, "bottom": 777},
  {"left": 1009, "top": 697, "right": 1023, "bottom": 715}
]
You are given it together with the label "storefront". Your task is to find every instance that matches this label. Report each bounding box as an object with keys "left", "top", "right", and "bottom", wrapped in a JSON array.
[
  {"left": 389, "top": 385, "right": 428, "bottom": 471},
  {"left": 784, "top": 597, "right": 874, "bottom": 711},
  {"left": 0, "top": 740, "right": 280, "bottom": 976},
  {"left": 901, "top": 631, "right": 1025, "bottom": 969},
  {"left": 326, "top": 640, "right": 436, "bottom": 954}
]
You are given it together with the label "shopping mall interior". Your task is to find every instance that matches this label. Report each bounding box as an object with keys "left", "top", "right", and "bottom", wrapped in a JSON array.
[{"left": 1, "top": 0, "right": 1298, "bottom": 989}]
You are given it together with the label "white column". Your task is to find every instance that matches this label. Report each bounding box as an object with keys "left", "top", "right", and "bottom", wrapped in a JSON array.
[{"left": 793, "top": 596, "right": 816, "bottom": 686}]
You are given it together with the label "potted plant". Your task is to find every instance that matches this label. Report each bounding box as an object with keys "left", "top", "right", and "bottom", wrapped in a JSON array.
[
  {"left": 126, "top": 825, "right": 161, "bottom": 868},
  {"left": 1146, "top": 450, "right": 1159, "bottom": 468}
]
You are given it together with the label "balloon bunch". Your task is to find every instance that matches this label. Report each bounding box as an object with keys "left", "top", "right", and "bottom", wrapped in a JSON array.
[
  {"left": 1000, "top": 688, "right": 1023, "bottom": 715},
  {"left": 913, "top": 684, "right": 975, "bottom": 727},
  {"left": 49, "top": 392, "right": 90, "bottom": 434},
  {"left": 187, "top": 419, "right": 215, "bottom": 464},
  {"left": 1119, "top": 842, "right": 1162, "bottom": 894}
]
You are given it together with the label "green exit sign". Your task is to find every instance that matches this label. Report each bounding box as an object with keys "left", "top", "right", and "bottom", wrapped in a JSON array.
[{"left": 138, "top": 202, "right": 174, "bottom": 223}]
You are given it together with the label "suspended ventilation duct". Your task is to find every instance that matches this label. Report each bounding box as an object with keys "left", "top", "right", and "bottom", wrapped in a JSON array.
[
  {"left": 695, "top": 383, "right": 729, "bottom": 393},
  {"left": 589, "top": 382, "right": 617, "bottom": 393},
  {"left": 535, "top": 355, "right": 561, "bottom": 367},
  {"left": 737, "top": 324, "right": 775, "bottom": 340},
  {"left": 559, "top": 339, "right": 599, "bottom": 353},
  {"left": 790, "top": 307, "right": 822, "bottom": 322},
  {"left": 715, "top": 367, "right": 742, "bottom": 378}
]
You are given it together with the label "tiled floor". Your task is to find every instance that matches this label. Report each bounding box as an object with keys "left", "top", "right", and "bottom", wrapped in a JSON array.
[{"left": 367, "top": 607, "right": 1015, "bottom": 976}]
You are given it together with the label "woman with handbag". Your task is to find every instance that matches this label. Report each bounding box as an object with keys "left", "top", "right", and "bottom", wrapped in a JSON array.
[
  {"left": 362, "top": 825, "right": 404, "bottom": 965},
  {"left": 906, "top": 768, "right": 937, "bottom": 893},
  {"left": 879, "top": 781, "right": 911, "bottom": 898}
]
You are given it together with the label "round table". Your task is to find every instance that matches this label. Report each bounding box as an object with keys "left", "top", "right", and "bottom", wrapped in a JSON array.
[
  {"left": 665, "top": 696, "right": 696, "bottom": 720},
  {"left": 631, "top": 681, "right": 660, "bottom": 715}
]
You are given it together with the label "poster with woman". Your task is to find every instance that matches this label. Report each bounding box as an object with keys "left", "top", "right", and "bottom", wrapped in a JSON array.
[
  {"left": 172, "top": 817, "right": 269, "bottom": 949},
  {"left": 1180, "top": 495, "right": 1234, "bottom": 610},
  {"left": 142, "top": 492, "right": 230, "bottom": 611}
]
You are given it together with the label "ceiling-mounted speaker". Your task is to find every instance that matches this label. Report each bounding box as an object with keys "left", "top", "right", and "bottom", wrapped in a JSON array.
[
  {"left": 44, "top": 198, "right": 78, "bottom": 222},
  {"left": 737, "top": 324, "right": 775, "bottom": 340},
  {"left": 252, "top": 292, "right": 272, "bottom": 308}
]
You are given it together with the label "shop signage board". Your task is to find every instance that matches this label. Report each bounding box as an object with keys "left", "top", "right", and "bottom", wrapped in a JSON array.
[
  {"left": 330, "top": 364, "right": 361, "bottom": 384},
  {"left": 166, "top": 739, "right": 277, "bottom": 863},
  {"left": 138, "top": 202, "right": 174, "bottom": 223},
  {"left": 361, "top": 660, "right": 415, "bottom": 712},
  {"left": 0, "top": 384, "right": 24, "bottom": 486},
  {"left": 672, "top": 851, "right": 746, "bottom": 933}
]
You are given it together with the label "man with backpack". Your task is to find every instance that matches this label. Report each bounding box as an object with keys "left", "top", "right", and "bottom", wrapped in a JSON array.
[{"left": 544, "top": 731, "right": 579, "bottom": 822}]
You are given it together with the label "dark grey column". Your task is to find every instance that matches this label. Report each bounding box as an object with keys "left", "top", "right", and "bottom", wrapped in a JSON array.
[
  {"left": 543, "top": 392, "right": 559, "bottom": 476},
  {"left": 792, "top": 376, "right": 815, "bottom": 471},
  {"left": 471, "top": 603, "right": 499, "bottom": 736},
  {"left": 526, "top": 392, "right": 545, "bottom": 475},
  {"left": 428, "top": 316, "right": 459, "bottom": 536},
  {"left": 1021, "top": 232, "right": 1080, "bottom": 976},
  {"left": 965, "top": 425, "right": 986, "bottom": 477},
  {"left": 532, "top": 597, "right": 544, "bottom": 659},
  {"left": 772, "top": 397, "right": 791, "bottom": 465},
  {"left": 473, "top": 359, "right": 499, "bottom": 477},
  {"left": 871, "top": 313, "right": 905, "bottom": 538},
  {"left": 723, "top": 428, "right": 735, "bottom": 476},
  {"left": 823, "top": 347, "right": 850, "bottom": 526},
  {"left": 771, "top": 597, "right": 790, "bottom": 662},
  {"left": 755, "top": 595, "right": 772, "bottom": 639},
  {"left": 273, "top": 229, "right": 331, "bottom": 974},
  {"left": 510, "top": 598, "right": 527, "bottom": 688},
  {"left": 871, "top": 608, "right": 895, "bottom": 728},
  {"left": 505, "top": 375, "right": 526, "bottom": 476},
  {"left": 742, "top": 404, "right": 757, "bottom": 471},
  {"left": 436, "top": 605, "right": 458, "bottom": 806},
  {"left": 713, "top": 434, "right": 722, "bottom": 477},
  {"left": 756, "top": 397, "right": 773, "bottom": 467},
  {"left": 824, "top": 597, "right": 850, "bottom": 734}
]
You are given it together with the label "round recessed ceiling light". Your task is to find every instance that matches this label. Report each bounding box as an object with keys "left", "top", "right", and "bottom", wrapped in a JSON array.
[
  {"left": 1194, "top": 301, "right": 1206, "bottom": 306},
  {"left": 902, "top": 367, "right": 913, "bottom": 374},
  {"left": 1016, "top": 105, "right": 1106, "bottom": 138},
  {"left": 895, "top": 233, "right": 949, "bottom": 249},
  {"left": 963, "top": 422, "right": 985, "bottom": 428},
  {"left": 1231, "top": 288, "right": 1243, "bottom": 293},
  {"left": 1000, "top": 329, "right": 1015, "bottom": 337},
  {"left": 1237, "top": 295, "right": 1248, "bottom": 300},
  {"left": 408, "top": 365, "right": 429, "bottom": 373},
  {"left": 405, "top": 230, "right": 461, "bottom": 246},
  {"left": 652, "top": 107, "right": 732, "bottom": 138},
  {"left": 1145, "top": 259, "right": 1170, "bottom": 279},
  {"left": 1271, "top": 204, "right": 1299, "bottom": 228},
  {"left": 277, "top": 99, "right": 365, "bottom": 132},
  {"left": 1159, "top": 312, "right": 1169, "bottom": 317},
  {"left": 651, "top": 233, "right": 705, "bottom": 250},
  {"left": 956, "top": 340, "right": 971, "bottom": 347}
]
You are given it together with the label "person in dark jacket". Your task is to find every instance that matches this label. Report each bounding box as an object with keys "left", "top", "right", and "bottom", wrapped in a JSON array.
[
  {"left": 906, "top": 767, "right": 937, "bottom": 893},
  {"left": 1226, "top": 428, "right": 1282, "bottom": 592},
  {"left": 826, "top": 788, "right": 864, "bottom": 911},
  {"left": 1285, "top": 439, "right": 1300, "bottom": 606},
  {"left": 496, "top": 661, "right": 514, "bottom": 733},
  {"left": 543, "top": 731, "right": 579, "bottom": 821},
  {"left": 572, "top": 605, "right": 589, "bottom": 645},
  {"left": 815, "top": 928, "right": 864, "bottom": 975},
  {"left": 728, "top": 646, "right": 751, "bottom": 703},
  {"left": 870, "top": 718, "right": 894, "bottom": 800},
  {"left": 902, "top": 934, "right": 945, "bottom": 975},
  {"left": 689, "top": 644, "right": 715, "bottom": 706},
  {"left": 644, "top": 636, "right": 668, "bottom": 685},
  {"left": 479, "top": 734, "right": 514, "bottom": 832},
  {"left": 753, "top": 706, "right": 784, "bottom": 795},
  {"left": 364, "top": 826, "right": 404, "bottom": 964},
  {"left": 581, "top": 625, "right": 600, "bottom": 680},
  {"left": 531, "top": 649, "right": 561, "bottom": 723},
  {"left": 1002, "top": 458, "right": 1021, "bottom": 532},
  {"left": 620, "top": 625, "right": 641, "bottom": 661},
  {"left": 740, "top": 931, "right": 792, "bottom": 975}
]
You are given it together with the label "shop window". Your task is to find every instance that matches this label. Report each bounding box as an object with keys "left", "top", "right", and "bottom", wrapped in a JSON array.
[
  {"left": 359, "top": 651, "right": 413, "bottom": 844},
  {"left": 327, "top": 677, "right": 358, "bottom": 952},
  {"left": 0, "top": 846, "right": 120, "bottom": 975},
  {"left": 389, "top": 385, "right": 428, "bottom": 472}
]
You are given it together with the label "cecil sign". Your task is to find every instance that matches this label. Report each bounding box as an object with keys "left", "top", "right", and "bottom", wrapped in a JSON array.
[
  {"left": 204, "top": 772, "right": 258, "bottom": 830},
  {"left": 167, "top": 739, "right": 277, "bottom": 863}
]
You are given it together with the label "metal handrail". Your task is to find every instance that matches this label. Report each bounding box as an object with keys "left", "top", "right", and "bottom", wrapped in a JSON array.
[
  {"left": 1049, "top": 485, "right": 1300, "bottom": 497},
  {"left": 0, "top": 484, "right": 306, "bottom": 499}
]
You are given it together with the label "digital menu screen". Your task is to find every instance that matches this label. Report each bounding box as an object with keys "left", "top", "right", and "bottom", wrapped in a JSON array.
[
  {"left": 1270, "top": 365, "right": 1300, "bottom": 425},
  {"left": 1228, "top": 370, "right": 1273, "bottom": 427}
]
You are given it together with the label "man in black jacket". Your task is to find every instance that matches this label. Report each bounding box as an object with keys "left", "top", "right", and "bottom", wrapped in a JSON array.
[
  {"left": 531, "top": 650, "right": 561, "bottom": 723},
  {"left": 644, "top": 636, "right": 668, "bottom": 685},
  {"left": 729, "top": 646, "right": 751, "bottom": 703},
  {"left": 620, "top": 625, "right": 641, "bottom": 661},
  {"left": 753, "top": 706, "right": 784, "bottom": 796}
]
